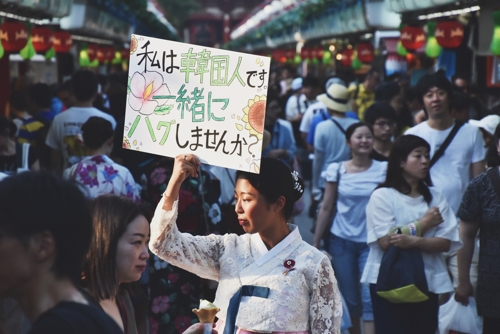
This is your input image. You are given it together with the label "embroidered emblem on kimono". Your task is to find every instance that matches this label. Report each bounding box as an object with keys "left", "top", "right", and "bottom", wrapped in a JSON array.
[{"left": 283, "top": 259, "right": 295, "bottom": 275}]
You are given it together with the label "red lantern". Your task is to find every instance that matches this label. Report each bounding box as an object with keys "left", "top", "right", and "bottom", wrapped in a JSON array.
[
  {"left": 271, "top": 49, "right": 283, "bottom": 62},
  {"left": 105, "top": 46, "right": 115, "bottom": 62},
  {"left": 31, "top": 27, "right": 53, "bottom": 52},
  {"left": 340, "top": 49, "right": 354, "bottom": 67},
  {"left": 315, "top": 46, "right": 324, "bottom": 59},
  {"left": 357, "top": 43, "right": 374, "bottom": 63},
  {"left": 120, "top": 48, "right": 130, "bottom": 60},
  {"left": 96, "top": 46, "right": 107, "bottom": 63},
  {"left": 53, "top": 32, "right": 72, "bottom": 53},
  {"left": 0, "top": 22, "right": 28, "bottom": 52},
  {"left": 435, "top": 21, "right": 464, "bottom": 49},
  {"left": 284, "top": 49, "right": 295, "bottom": 60},
  {"left": 300, "top": 47, "right": 312, "bottom": 60},
  {"left": 400, "top": 26, "right": 426, "bottom": 51},
  {"left": 87, "top": 44, "right": 98, "bottom": 61}
]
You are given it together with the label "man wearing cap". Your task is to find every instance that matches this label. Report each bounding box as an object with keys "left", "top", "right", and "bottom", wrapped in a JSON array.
[
  {"left": 312, "top": 84, "right": 358, "bottom": 202},
  {"left": 469, "top": 115, "right": 500, "bottom": 149},
  {"left": 285, "top": 77, "right": 306, "bottom": 121}
]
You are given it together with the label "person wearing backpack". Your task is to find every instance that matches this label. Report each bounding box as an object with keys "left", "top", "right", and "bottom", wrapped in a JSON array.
[
  {"left": 405, "top": 73, "right": 485, "bottom": 298},
  {"left": 362, "top": 135, "right": 461, "bottom": 334}
]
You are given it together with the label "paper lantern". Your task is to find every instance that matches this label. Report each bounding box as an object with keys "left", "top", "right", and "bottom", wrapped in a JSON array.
[
  {"left": 284, "top": 49, "right": 295, "bottom": 60},
  {"left": 340, "top": 49, "right": 354, "bottom": 67},
  {"left": 322, "top": 50, "right": 331, "bottom": 64},
  {"left": 53, "top": 32, "right": 72, "bottom": 53},
  {"left": 300, "top": 47, "right": 312, "bottom": 60},
  {"left": 435, "top": 21, "right": 464, "bottom": 49},
  {"left": 44, "top": 47, "right": 55, "bottom": 59},
  {"left": 87, "top": 44, "right": 98, "bottom": 61},
  {"left": 397, "top": 41, "right": 408, "bottom": 56},
  {"left": 400, "top": 25, "right": 426, "bottom": 51},
  {"left": 105, "top": 46, "right": 115, "bottom": 62},
  {"left": 352, "top": 52, "right": 362, "bottom": 70},
  {"left": 293, "top": 54, "right": 302, "bottom": 64},
  {"left": 426, "top": 22, "right": 442, "bottom": 58},
  {"left": 0, "top": 42, "right": 4, "bottom": 59},
  {"left": 31, "top": 27, "right": 53, "bottom": 52},
  {"left": 311, "top": 46, "right": 323, "bottom": 59},
  {"left": 96, "top": 46, "right": 106, "bottom": 63},
  {"left": 0, "top": 22, "right": 28, "bottom": 52},
  {"left": 357, "top": 43, "right": 374, "bottom": 63},
  {"left": 20, "top": 37, "right": 35, "bottom": 60},
  {"left": 79, "top": 49, "right": 90, "bottom": 67},
  {"left": 491, "top": 11, "right": 500, "bottom": 56},
  {"left": 120, "top": 48, "right": 130, "bottom": 60},
  {"left": 112, "top": 51, "right": 122, "bottom": 64}
]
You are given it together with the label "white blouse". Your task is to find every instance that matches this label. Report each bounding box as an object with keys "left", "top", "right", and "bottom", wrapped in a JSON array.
[
  {"left": 361, "top": 187, "right": 462, "bottom": 294},
  {"left": 150, "top": 196, "right": 342, "bottom": 333}
]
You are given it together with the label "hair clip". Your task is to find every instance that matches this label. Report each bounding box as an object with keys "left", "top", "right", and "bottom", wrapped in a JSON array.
[{"left": 291, "top": 171, "right": 303, "bottom": 194}]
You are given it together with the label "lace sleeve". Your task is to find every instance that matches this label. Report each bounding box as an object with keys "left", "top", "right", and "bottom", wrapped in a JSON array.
[
  {"left": 309, "top": 257, "right": 342, "bottom": 334},
  {"left": 149, "top": 196, "right": 224, "bottom": 281}
]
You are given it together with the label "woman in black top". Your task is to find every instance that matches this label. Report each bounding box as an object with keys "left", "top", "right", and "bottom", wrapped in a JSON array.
[{"left": 456, "top": 123, "right": 500, "bottom": 333}]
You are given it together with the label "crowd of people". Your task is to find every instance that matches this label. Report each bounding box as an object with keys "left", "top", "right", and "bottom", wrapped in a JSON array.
[{"left": 0, "top": 64, "right": 499, "bottom": 334}]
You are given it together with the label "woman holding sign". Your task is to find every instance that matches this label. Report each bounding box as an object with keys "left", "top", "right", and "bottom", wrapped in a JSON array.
[{"left": 149, "top": 154, "right": 342, "bottom": 334}]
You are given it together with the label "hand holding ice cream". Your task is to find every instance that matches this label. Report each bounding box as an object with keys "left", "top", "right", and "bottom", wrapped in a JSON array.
[{"left": 192, "top": 300, "right": 220, "bottom": 334}]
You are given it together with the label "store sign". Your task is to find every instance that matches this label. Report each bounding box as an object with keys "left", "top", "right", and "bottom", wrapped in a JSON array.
[{"left": 124, "top": 35, "right": 271, "bottom": 173}]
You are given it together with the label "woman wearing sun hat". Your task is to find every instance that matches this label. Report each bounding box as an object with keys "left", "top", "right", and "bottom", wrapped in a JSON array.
[{"left": 312, "top": 84, "right": 358, "bottom": 203}]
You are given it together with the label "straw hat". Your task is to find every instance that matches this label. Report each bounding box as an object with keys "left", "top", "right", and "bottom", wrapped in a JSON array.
[{"left": 317, "top": 83, "right": 349, "bottom": 112}]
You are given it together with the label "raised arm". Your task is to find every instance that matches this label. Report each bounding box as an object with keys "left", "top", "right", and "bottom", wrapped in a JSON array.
[{"left": 149, "top": 154, "right": 224, "bottom": 281}]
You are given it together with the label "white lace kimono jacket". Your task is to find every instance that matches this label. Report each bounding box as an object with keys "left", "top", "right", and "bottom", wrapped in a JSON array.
[{"left": 150, "top": 196, "right": 342, "bottom": 334}]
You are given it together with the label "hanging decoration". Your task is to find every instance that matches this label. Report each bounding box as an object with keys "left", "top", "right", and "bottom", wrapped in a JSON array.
[
  {"left": 105, "top": 46, "right": 115, "bottom": 63},
  {"left": 44, "top": 47, "right": 55, "bottom": 59},
  {"left": 0, "top": 22, "right": 29, "bottom": 52},
  {"left": 20, "top": 37, "right": 35, "bottom": 60},
  {"left": 0, "top": 42, "right": 4, "bottom": 59},
  {"left": 79, "top": 44, "right": 90, "bottom": 67},
  {"left": 96, "top": 46, "right": 106, "bottom": 63},
  {"left": 300, "top": 47, "right": 312, "bottom": 60},
  {"left": 397, "top": 41, "right": 408, "bottom": 56},
  {"left": 53, "top": 31, "right": 72, "bottom": 53},
  {"left": 87, "top": 44, "right": 98, "bottom": 62},
  {"left": 121, "top": 48, "right": 130, "bottom": 61},
  {"left": 351, "top": 51, "right": 362, "bottom": 70},
  {"left": 340, "top": 49, "right": 354, "bottom": 67},
  {"left": 435, "top": 21, "right": 464, "bottom": 49},
  {"left": 322, "top": 46, "right": 332, "bottom": 65},
  {"left": 293, "top": 53, "right": 302, "bottom": 64},
  {"left": 112, "top": 50, "right": 122, "bottom": 64},
  {"left": 400, "top": 25, "right": 426, "bottom": 51},
  {"left": 357, "top": 43, "right": 374, "bottom": 63},
  {"left": 426, "top": 22, "right": 442, "bottom": 58},
  {"left": 31, "top": 27, "right": 53, "bottom": 53},
  {"left": 490, "top": 10, "right": 500, "bottom": 56}
]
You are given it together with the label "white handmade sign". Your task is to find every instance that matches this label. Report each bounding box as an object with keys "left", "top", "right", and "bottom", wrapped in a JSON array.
[{"left": 123, "top": 34, "right": 271, "bottom": 173}]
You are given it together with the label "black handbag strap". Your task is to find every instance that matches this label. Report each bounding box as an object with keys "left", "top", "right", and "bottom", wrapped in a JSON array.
[
  {"left": 429, "top": 121, "right": 464, "bottom": 168},
  {"left": 487, "top": 168, "right": 500, "bottom": 199},
  {"left": 330, "top": 118, "right": 346, "bottom": 134}
]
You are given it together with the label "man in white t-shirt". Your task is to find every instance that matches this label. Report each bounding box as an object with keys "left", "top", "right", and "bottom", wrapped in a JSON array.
[
  {"left": 405, "top": 73, "right": 485, "bottom": 214},
  {"left": 405, "top": 73, "right": 485, "bottom": 294},
  {"left": 312, "top": 84, "right": 358, "bottom": 200},
  {"left": 46, "top": 70, "right": 116, "bottom": 174}
]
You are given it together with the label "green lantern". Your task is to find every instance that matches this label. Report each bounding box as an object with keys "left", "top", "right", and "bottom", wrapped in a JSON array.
[
  {"left": 90, "top": 59, "right": 99, "bottom": 67},
  {"left": 426, "top": 22, "right": 442, "bottom": 58},
  {"left": 20, "top": 37, "right": 35, "bottom": 60},
  {"left": 397, "top": 41, "right": 408, "bottom": 56},
  {"left": 322, "top": 50, "right": 332, "bottom": 64},
  {"left": 112, "top": 51, "right": 122, "bottom": 64},
  {"left": 79, "top": 49, "right": 90, "bottom": 67},
  {"left": 490, "top": 10, "right": 500, "bottom": 56},
  {"left": 0, "top": 42, "right": 4, "bottom": 60},
  {"left": 294, "top": 54, "right": 302, "bottom": 64},
  {"left": 351, "top": 52, "right": 362, "bottom": 70},
  {"left": 44, "top": 47, "right": 55, "bottom": 60}
]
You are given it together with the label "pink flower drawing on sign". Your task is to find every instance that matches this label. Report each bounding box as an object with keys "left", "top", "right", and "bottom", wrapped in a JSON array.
[{"left": 128, "top": 71, "right": 173, "bottom": 115}]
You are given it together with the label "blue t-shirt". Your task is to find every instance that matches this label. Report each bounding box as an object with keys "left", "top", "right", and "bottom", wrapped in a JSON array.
[{"left": 307, "top": 111, "right": 359, "bottom": 145}]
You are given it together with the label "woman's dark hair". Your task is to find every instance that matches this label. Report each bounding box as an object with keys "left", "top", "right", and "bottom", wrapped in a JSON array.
[
  {"left": 83, "top": 195, "right": 151, "bottom": 301},
  {"left": 486, "top": 123, "right": 500, "bottom": 168},
  {"left": 345, "top": 122, "right": 374, "bottom": 141},
  {"left": 235, "top": 158, "right": 304, "bottom": 220},
  {"left": 375, "top": 81, "right": 400, "bottom": 102},
  {"left": 81, "top": 116, "right": 114, "bottom": 149},
  {"left": 377, "top": 135, "right": 433, "bottom": 204},
  {"left": 0, "top": 115, "right": 16, "bottom": 138},
  {"left": 0, "top": 172, "right": 92, "bottom": 285}
]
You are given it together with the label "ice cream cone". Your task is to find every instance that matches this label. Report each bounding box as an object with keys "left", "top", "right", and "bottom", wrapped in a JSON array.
[{"left": 192, "top": 307, "right": 220, "bottom": 323}]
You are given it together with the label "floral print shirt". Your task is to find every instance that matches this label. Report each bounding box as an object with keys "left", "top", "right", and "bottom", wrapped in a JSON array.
[{"left": 63, "top": 154, "right": 141, "bottom": 202}]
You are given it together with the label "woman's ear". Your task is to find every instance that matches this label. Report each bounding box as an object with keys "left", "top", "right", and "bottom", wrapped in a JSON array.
[{"left": 274, "top": 196, "right": 286, "bottom": 212}]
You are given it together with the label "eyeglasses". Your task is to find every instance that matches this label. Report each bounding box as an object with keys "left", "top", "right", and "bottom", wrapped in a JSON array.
[{"left": 374, "top": 121, "right": 396, "bottom": 128}]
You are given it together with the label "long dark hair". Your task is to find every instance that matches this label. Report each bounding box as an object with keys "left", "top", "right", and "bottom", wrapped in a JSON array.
[
  {"left": 82, "top": 195, "right": 151, "bottom": 301},
  {"left": 377, "top": 135, "right": 433, "bottom": 204}
]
